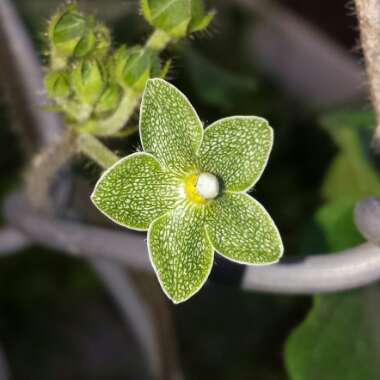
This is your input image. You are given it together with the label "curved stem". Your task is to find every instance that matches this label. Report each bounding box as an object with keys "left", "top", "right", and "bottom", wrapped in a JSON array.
[
  {"left": 6, "top": 191, "right": 380, "bottom": 294},
  {"left": 77, "top": 133, "right": 119, "bottom": 169},
  {"left": 78, "top": 89, "right": 140, "bottom": 137}
]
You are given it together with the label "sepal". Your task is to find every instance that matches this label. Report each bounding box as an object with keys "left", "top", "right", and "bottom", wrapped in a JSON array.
[
  {"left": 48, "top": 4, "right": 87, "bottom": 67},
  {"left": 94, "top": 84, "right": 123, "bottom": 117},
  {"left": 70, "top": 58, "right": 106, "bottom": 104},
  {"left": 110, "top": 46, "right": 152, "bottom": 91},
  {"left": 44, "top": 70, "right": 71, "bottom": 98}
]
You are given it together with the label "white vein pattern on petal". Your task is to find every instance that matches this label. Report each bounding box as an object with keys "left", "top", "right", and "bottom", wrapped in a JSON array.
[
  {"left": 205, "top": 193, "right": 283, "bottom": 264},
  {"left": 140, "top": 79, "right": 203, "bottom": 174},
  {"left": 148, "top": 205, "right": 214, "bottom": 302},
  {"left": 92, "top": 153, "right": 182, "bottom": 230},
  {"left": 199, "top": 116, "right": 273, "bottom": 192}
]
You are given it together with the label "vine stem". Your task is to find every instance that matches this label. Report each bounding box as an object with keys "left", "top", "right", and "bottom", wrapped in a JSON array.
[{"left": 355, "top": 0, "right": 380, "bottom": 150}]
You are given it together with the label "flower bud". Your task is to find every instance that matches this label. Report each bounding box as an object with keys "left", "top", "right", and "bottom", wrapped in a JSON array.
[
  {"left": 140, "top": 0, "right": 214, "bottom": 37},
  {"left": 73, "top": 30, "right": 96, "bottom": 58},
  {"left": 48, "top": 5, "right": 112, "bottom": 69},
  {"left": 93, "top": 24, "right": 112, "bottom": 58},
  {"left": 111, "top": 46, "right": 152, "bottom": 91},
  {"left": 48, "top": 5, "right": 87, "bottom": 63},
  {"left": 70, "top": 59, "right": 106, "bottom": 104},
  {"left": 44, "top": 70, "right": 71, "bottom": 98},
  {"left": 74, "top": 20, "right": 111, "bottom": 58},
  {"left": 94, "top": 84, "right": 123, "bottom": 117}
]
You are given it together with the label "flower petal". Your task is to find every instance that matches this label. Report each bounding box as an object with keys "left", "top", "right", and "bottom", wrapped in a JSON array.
[
  {"left": 140, "top": 78, "right": 203, "bottom": 174},
  {"left": 205, "top": 193, "right": 283, "bottom": 265},
  {"left": 148, "top": 206, "right": 214, "bottom": 303},
  {"left": 198, "top": 116, "right": 273, "bottom": 192},
  {"left": 91, "top": 152, "right": 181, "bottom": 231}
]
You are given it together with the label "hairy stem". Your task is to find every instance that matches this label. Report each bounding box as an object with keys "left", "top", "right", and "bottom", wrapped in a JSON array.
[
  {"left": 25, "top": 130, "right": 76, "bottom": 209},
  {"left": 77, "top": 133, "right": 119, "bottom": 169},
  {"left": 108, "top": 125, "right": 139, "bottom": 138},
  {"left": 355, "top": 0, "right": 380, "bottom": 149},
  {"left": 146, "top": 29, "right": 172, "bottom": 51}
]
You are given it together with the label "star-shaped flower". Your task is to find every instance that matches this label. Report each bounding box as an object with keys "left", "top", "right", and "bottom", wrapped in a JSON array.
[{"left": 91, "top": 78, "right": 283, "bottom": 303}]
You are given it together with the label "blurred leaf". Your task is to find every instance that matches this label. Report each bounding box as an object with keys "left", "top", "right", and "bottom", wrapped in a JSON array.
[
  {"left": 285, "top": 291, "right": 380, "bottom": 380},
  {"left": 286, "top": 110, "right": 380, "bottom": 380},
  {"left": 315, "top": 200, "right": 363, "bottom": 252},
  {"left": 184, "top": 49, "right": 257, "bottom": 109},
  {"left": 315, "top": 110, "right": 377, "bottom": 252},
  {"left": 320, "top": 111, "right": 380, "bottom": 202},
  {"left": 320, "top": 110, "right": 375, "bottom": 135}
]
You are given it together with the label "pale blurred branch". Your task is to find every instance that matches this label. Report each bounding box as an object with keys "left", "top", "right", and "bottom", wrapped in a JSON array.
[
  {"left": 355, "top": 0, "right": 380, "bottom": 149},
  {"left": 0, "top": 227, "right": 29, "bottom": 255},
  {"left": 4, "top": 191, "right": 380, "bottom": 294}
]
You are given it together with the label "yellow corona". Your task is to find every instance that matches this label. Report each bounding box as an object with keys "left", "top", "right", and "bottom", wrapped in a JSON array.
[{"left": 184, "top": 173, "right": 219, "bottom": 204}]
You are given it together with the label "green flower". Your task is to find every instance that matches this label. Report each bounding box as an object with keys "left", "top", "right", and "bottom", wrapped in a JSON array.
[{"left": 91, "top": 79, "right": 283, "bottom": 303}]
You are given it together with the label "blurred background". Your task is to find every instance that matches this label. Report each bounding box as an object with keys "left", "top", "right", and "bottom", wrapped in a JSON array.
[{"left": 1, "top": 0, "right": 379, "bottom": 379}]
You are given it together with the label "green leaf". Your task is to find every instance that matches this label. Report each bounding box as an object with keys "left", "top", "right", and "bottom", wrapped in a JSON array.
[
  {"left": 148, "top": 205, "right": 213, "bottom": 303},
  {"left": 140, "top": 78, "right": 203, "bottom": 173},
  {"left": 315, "top": 109, "right": 377, "bottom": 253},
  {"left": 91, "top": 152, "right": 181, "bottom": 230},
  {"left": 285, "top": 290, "right": 380, "bottom": 380},
  {"left": 320, "top": 110, "right": 375, "bottom": 136},
  {"left": 199, "top": 116, "right": 273, "bottom": 192},
  {"left": 320, "top": 111, "right": 380, "bottom": 202},
  {"left": 205, "top": 193, "right": 283, "bottom": 264}
]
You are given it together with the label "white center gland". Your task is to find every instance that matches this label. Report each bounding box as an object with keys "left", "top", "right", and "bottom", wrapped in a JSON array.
[{"left": 195, "top": 173, "right": 219, "bottom": 199}]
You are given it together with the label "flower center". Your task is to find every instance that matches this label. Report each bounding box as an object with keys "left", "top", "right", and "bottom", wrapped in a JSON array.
[{"left": 184, "top": 173, "right": 220, "bottom": 204}]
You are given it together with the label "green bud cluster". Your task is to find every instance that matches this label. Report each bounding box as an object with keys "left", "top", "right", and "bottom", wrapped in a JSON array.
[
  {"left": 48, "top": 4, "right": 110, "bottom": 69},
  {"left": 43, "top": 1, "right": 213, "bottom": 136}
]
